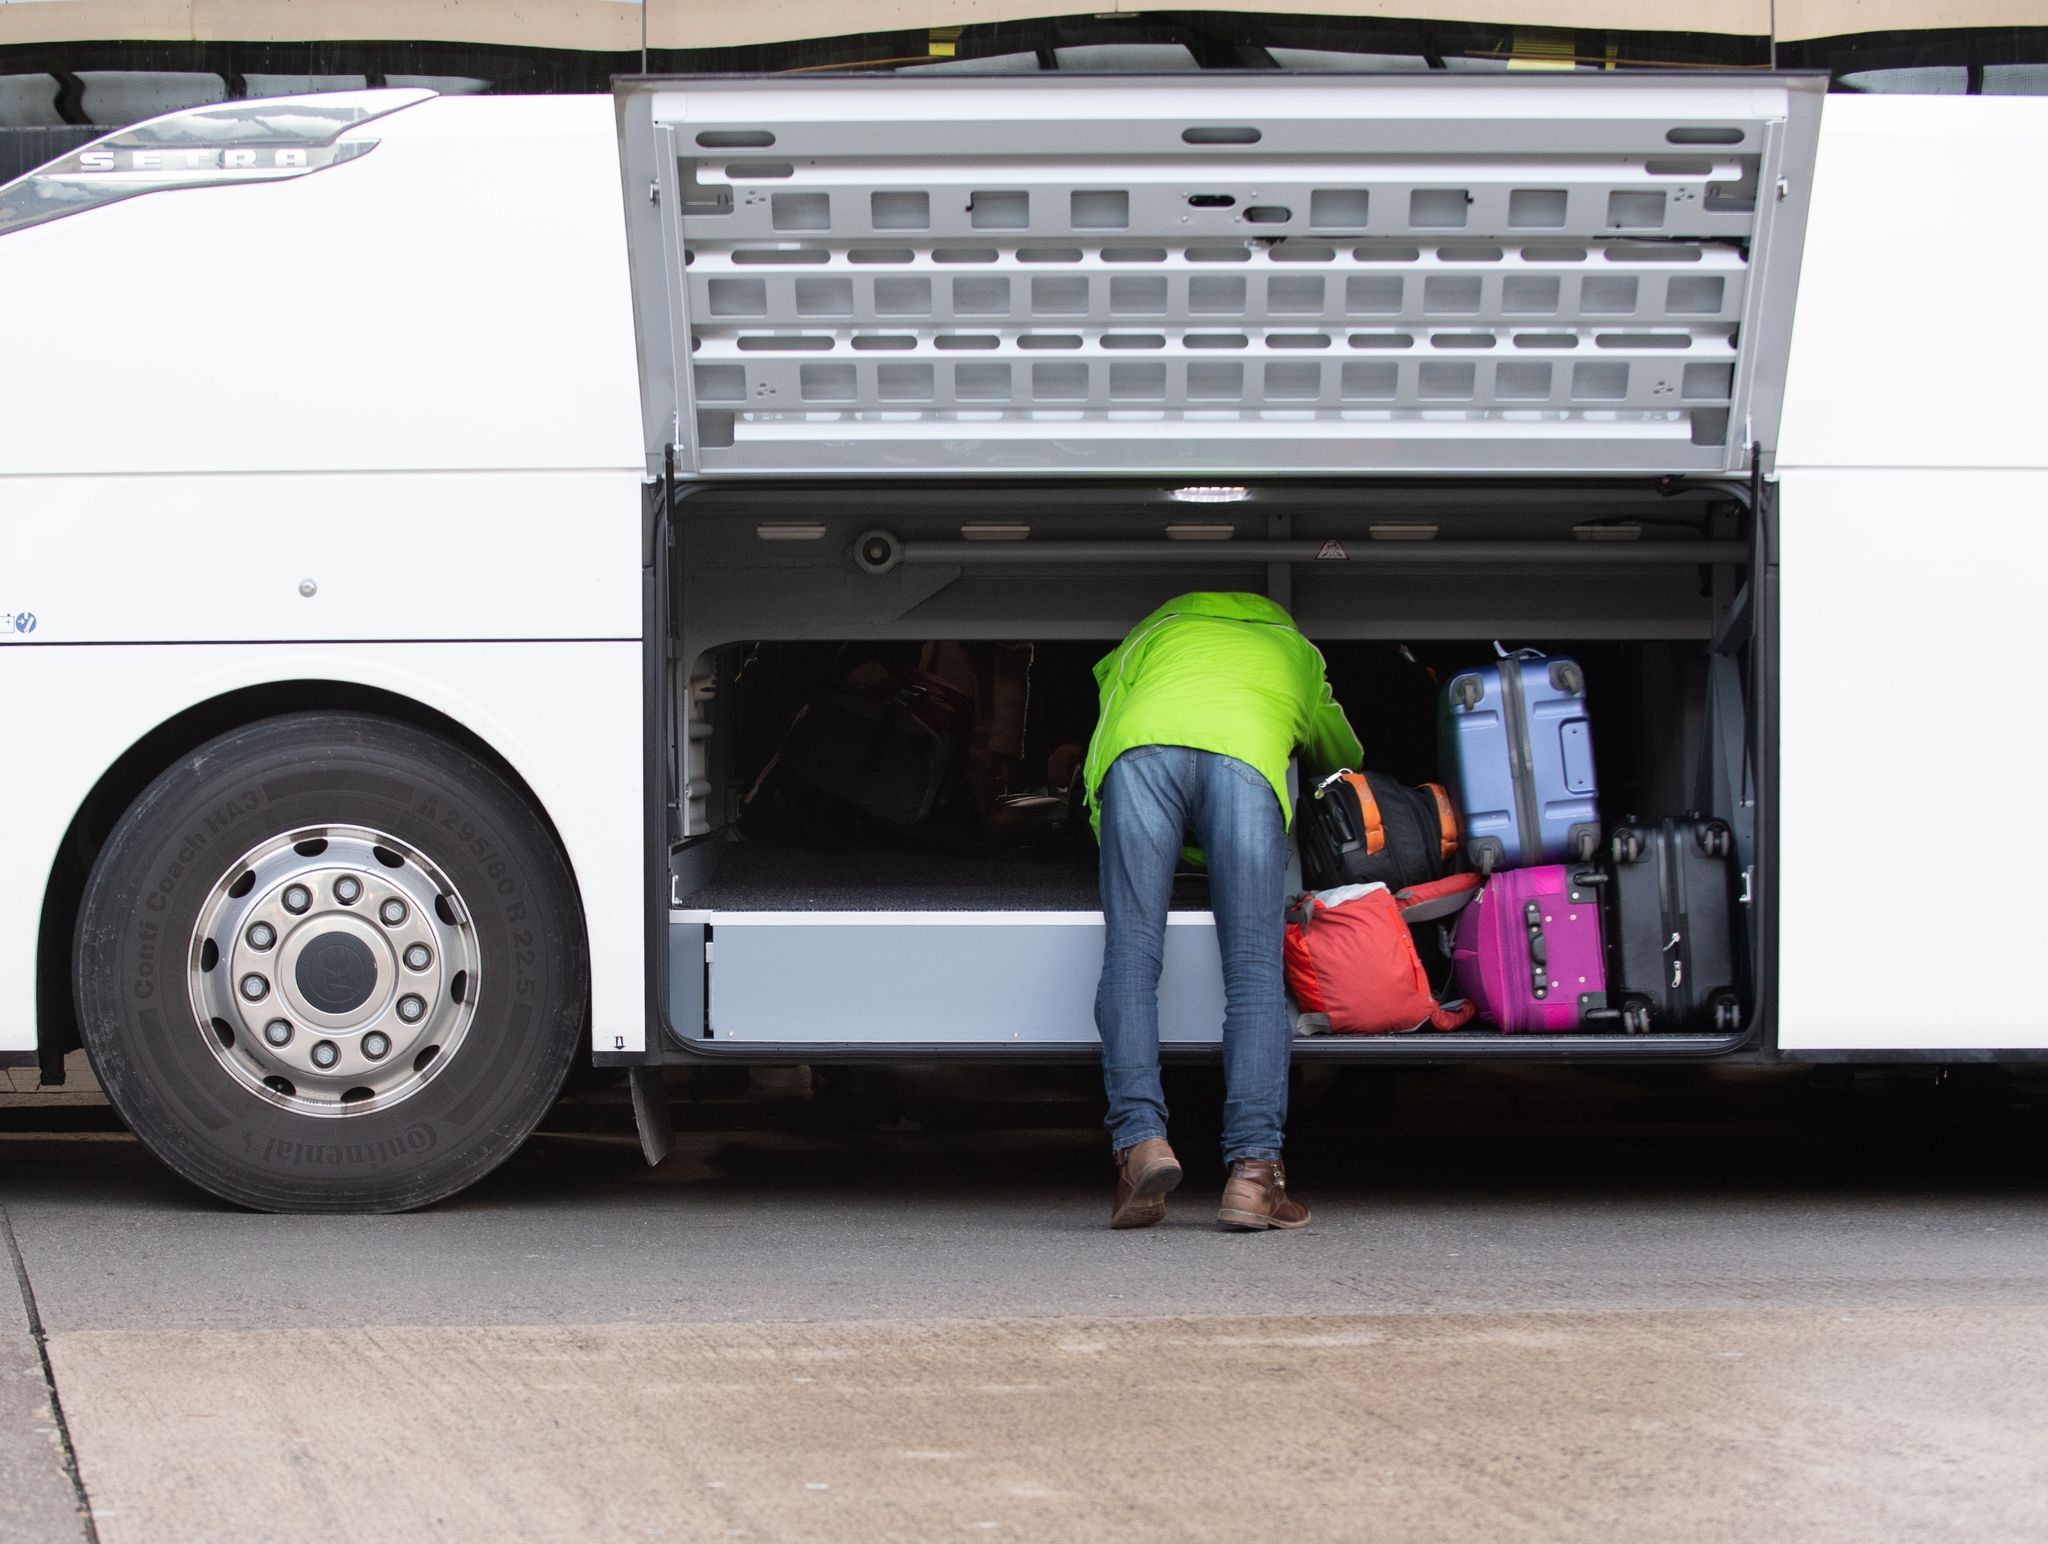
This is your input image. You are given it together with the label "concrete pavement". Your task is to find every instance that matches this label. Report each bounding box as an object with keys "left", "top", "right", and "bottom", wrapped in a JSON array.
[
  {"left": 2, "top": 1063, "right": 2046, "bottom": 1541},
  {"left": 0, "top": 1208, "right": 88, "bottom": 1544}
]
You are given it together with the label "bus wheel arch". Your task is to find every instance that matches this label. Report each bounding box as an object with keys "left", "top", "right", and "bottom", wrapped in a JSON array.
[
  {"left": 36, "top": 682, "right": 586, "bottom": 1093},
  {"left": 67, "top": 705, "right": 590, "bottom": 1211}
]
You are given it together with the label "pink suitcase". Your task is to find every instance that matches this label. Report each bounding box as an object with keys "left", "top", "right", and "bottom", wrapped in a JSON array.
[{"left": 1451, "top": 865, "right": 1617, "bottom": 1033}]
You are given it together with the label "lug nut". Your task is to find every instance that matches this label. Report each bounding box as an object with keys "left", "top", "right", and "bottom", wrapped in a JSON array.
[
  {"left": 264, "top": 1019, "right": 293, "bottom": 1047},
  {"left": 403, "top": 944, "right": 432, "bottom": 971},
  {"left": 334, "top": 875, "right": 362, "bottom": 904},
  {"left": 246, "top": 921, "right": 276, "bottom": 951},
  {"left": 239, "top": 974, "right": 269, "bottom": 1002},
  {"left": 362, "top": 1032, "right": 391, "bottom": 1060},
  {"left": 283, "top": 885, "right": 312, "bottom": 914},
  {"left": 379, "top": 899, "right": 407, "bottom": 926},
  {"left": 397, "top": 995, "right": 426, "bottom": 1024},
  {"left": 310, "top": 1040, "right": 339, "bottom": 1070}
]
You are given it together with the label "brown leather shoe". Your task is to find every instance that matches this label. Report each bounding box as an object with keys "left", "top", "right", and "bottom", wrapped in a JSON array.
[
  {"left": 1217, "top": 1158, "right": 1310, "bottom": 1231},
  {"left": 1110, "top": 1138, "right": 1183, "bottom": 1229}
]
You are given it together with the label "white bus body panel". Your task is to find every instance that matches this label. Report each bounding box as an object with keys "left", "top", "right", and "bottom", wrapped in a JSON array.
[
  {"left": 0, "top": 640, "right": 644, "bottom": 1056},
  {"left": 0, "top": 94, "right": 642, "bottom": 477},
  {"left": 0, "top": 94, "right": 650, "bottom": 1056},
  {"left": 1775, "top": 95, "right": 2048, "bottom": 1051},
  {"left": 2, "top": 471, "right": 639, "bottom": 644}
]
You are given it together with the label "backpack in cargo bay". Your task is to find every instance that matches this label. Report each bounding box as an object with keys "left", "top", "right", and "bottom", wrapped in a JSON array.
[
  {"left": 1285, "top": 875, "right": 1483, "bottom": 1036},
  {"left": 1439, "top": 649, "right": 1601, "bottom": 875},
  {"left": 1298, "top": 769, "right": 1461, "bottom": 894}
]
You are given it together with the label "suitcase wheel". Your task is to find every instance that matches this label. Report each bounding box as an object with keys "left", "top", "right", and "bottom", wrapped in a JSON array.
[
  {"left": 1549, "top": 660, "right": 1585, "bottom": 696},
  {"left": 1621, "top": 1002, "right": 1654, "bottom": 1036},
  {"left": 1450, "top": 674, "right": 1484, "bottom": 710},
  {"left": 1571, "top": 828, "right": 1599, "bottom": 862},
  {"left": 1611, "top": 828, "right": 1643, "bottom": 865},
  {"left": 1711, "top": 995, "right": 1743, "bottom": 1033},
  {"left": 1698, "top": 822, "right": 1733, "bottom": 860}
]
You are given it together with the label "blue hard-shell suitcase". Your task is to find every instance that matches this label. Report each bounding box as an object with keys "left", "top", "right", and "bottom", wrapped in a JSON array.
[{"left": 1438, "top": 650, "right": 1600, "bottom": 874}]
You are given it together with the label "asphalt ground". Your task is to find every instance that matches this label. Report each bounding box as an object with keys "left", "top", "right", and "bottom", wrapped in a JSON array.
[{"left": 3, "top": 1059, "right": 2046, "bottom": 1542}]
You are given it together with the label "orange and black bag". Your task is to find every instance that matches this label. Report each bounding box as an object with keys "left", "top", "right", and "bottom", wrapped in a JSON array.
[{"left": 1298, "top": 768, "right": 1461, "bottom": 893}]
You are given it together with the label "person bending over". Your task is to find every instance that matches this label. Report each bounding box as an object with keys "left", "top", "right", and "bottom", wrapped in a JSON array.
[{"left": 1082, "top": 592, "right": 1362, "bottom": 1231}]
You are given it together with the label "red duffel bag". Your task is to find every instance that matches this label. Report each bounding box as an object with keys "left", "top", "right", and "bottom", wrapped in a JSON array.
[{"left": 1284, "top": 874, "right": 1482, "bottom": 1035}]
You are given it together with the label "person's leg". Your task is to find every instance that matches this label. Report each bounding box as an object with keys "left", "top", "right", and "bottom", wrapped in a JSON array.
[
  {"left": 1094, "top": 746, "right": 1192, "bottom": 1153},
  {"left": 1192, "top": 752, "right": 1292, "bottom": 1167}
]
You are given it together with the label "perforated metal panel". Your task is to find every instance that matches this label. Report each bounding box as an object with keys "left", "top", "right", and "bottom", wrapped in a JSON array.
[{"left": 617, "top": 74, "right": 1823, "bottom": 478}]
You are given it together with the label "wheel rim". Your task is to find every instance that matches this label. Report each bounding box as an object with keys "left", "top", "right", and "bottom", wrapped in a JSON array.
[{"left": 187, "top": 825, "right": 480, "bottom": 1119}]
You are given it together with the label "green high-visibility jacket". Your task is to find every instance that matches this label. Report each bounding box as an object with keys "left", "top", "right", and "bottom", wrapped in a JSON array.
[{"left": 1083, "top": 592, "right": 1363, "bottom": 836}]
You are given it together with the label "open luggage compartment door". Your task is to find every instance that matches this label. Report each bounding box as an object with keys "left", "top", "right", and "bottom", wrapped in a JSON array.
[{"left": 616, "top": 73, "right": 1822, "bottom": 479}]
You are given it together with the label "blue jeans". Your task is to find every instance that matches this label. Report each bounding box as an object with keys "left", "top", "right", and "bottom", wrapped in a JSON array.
[{"left": 1095, "top": 746, "right": 1290, "bottom": 1166}]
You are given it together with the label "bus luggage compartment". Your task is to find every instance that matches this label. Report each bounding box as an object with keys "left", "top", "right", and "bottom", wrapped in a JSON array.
[{"left": 660, "top": 478, "right": 1763, "bottom": 1056}]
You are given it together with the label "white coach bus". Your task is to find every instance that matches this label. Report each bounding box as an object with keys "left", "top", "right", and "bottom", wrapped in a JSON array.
[{"left": 1, "top": 43, "right": 2040, "bottom": 1209}]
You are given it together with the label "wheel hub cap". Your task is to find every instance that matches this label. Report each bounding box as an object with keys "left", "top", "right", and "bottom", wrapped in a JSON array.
[
  {"left": 188, "top": 826, "right": 479, "bottom": 1118},
  {"left": 291, "top": 928, "right": 380, "bottom": 1017}
]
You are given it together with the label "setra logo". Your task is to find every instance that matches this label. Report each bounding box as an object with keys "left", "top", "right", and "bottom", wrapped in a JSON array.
[{"left": 78, "top": 147, "right": 313, "bottom": 173}]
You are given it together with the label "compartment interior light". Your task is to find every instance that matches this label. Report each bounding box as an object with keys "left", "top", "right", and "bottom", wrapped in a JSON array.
[{"left": 1168, "top": 485, "right": 1251, "bottom": 503}]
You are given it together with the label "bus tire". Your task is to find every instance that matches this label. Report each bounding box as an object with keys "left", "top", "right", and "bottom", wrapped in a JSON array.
[{"left": 73, "top": 712, "right": 587, "bottom": 1212}]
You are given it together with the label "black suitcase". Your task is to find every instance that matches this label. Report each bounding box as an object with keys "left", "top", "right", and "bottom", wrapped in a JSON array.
[
  {"left": 1299, "top": 769, "right": 1462, "bottom": 893},
  {"left": 1607, "top": 816, "right": 1744, "bottom": 1034}
]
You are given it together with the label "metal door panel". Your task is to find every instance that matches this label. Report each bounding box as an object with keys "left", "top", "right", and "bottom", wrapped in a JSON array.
[{"left": 618, "top": 74, "right": 1822, "bottom": 478}]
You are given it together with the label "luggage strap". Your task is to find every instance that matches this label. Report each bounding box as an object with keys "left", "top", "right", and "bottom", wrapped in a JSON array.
[
  {"left": 1425, "top": 998, "right": 1479, "bottom": 1032},
  {"left": 1313, "top": 768, "right": 1385, "bottom": 857},
  {"left": 1421, "top": 781, "right": 1459, "bottom": 860},
  {"left": 1404, "top": 872, "right": 1482, "bottom": 1030},
  {"left": 1394, "top": 871, "right": 1483, "bottom": 924}
]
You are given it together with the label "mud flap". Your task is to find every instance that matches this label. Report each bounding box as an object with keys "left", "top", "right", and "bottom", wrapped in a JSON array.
[{"left": 629, "top": 1065, "right": 675, "bottom": 1167}]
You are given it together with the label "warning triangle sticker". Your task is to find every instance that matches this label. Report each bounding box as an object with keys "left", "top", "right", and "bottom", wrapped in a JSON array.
[{"left": 1315, "top": 539, "right": 1349, "bottom": 561}]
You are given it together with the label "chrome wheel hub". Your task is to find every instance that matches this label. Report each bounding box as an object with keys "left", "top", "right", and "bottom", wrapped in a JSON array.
[{"left": 188, "top": 826, "right": 479, "bottom": 1118}]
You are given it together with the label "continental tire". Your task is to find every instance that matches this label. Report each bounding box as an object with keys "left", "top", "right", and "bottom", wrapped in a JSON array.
[{"left": 74, "top": 712, "right": 587, "bottom": 1212}]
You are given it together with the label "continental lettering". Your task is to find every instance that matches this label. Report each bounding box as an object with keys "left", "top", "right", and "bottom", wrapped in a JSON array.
[
  {"left": 134, "top": 920, "right": 160, "bottom": 1000},
  {"left": 259, "top": 1123, "right": 438, "bottom": 1167}
]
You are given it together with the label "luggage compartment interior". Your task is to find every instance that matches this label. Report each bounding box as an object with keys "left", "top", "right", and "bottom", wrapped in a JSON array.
[{"left": 662, "top": 479, "right": 1761, "bottom": 1051}]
